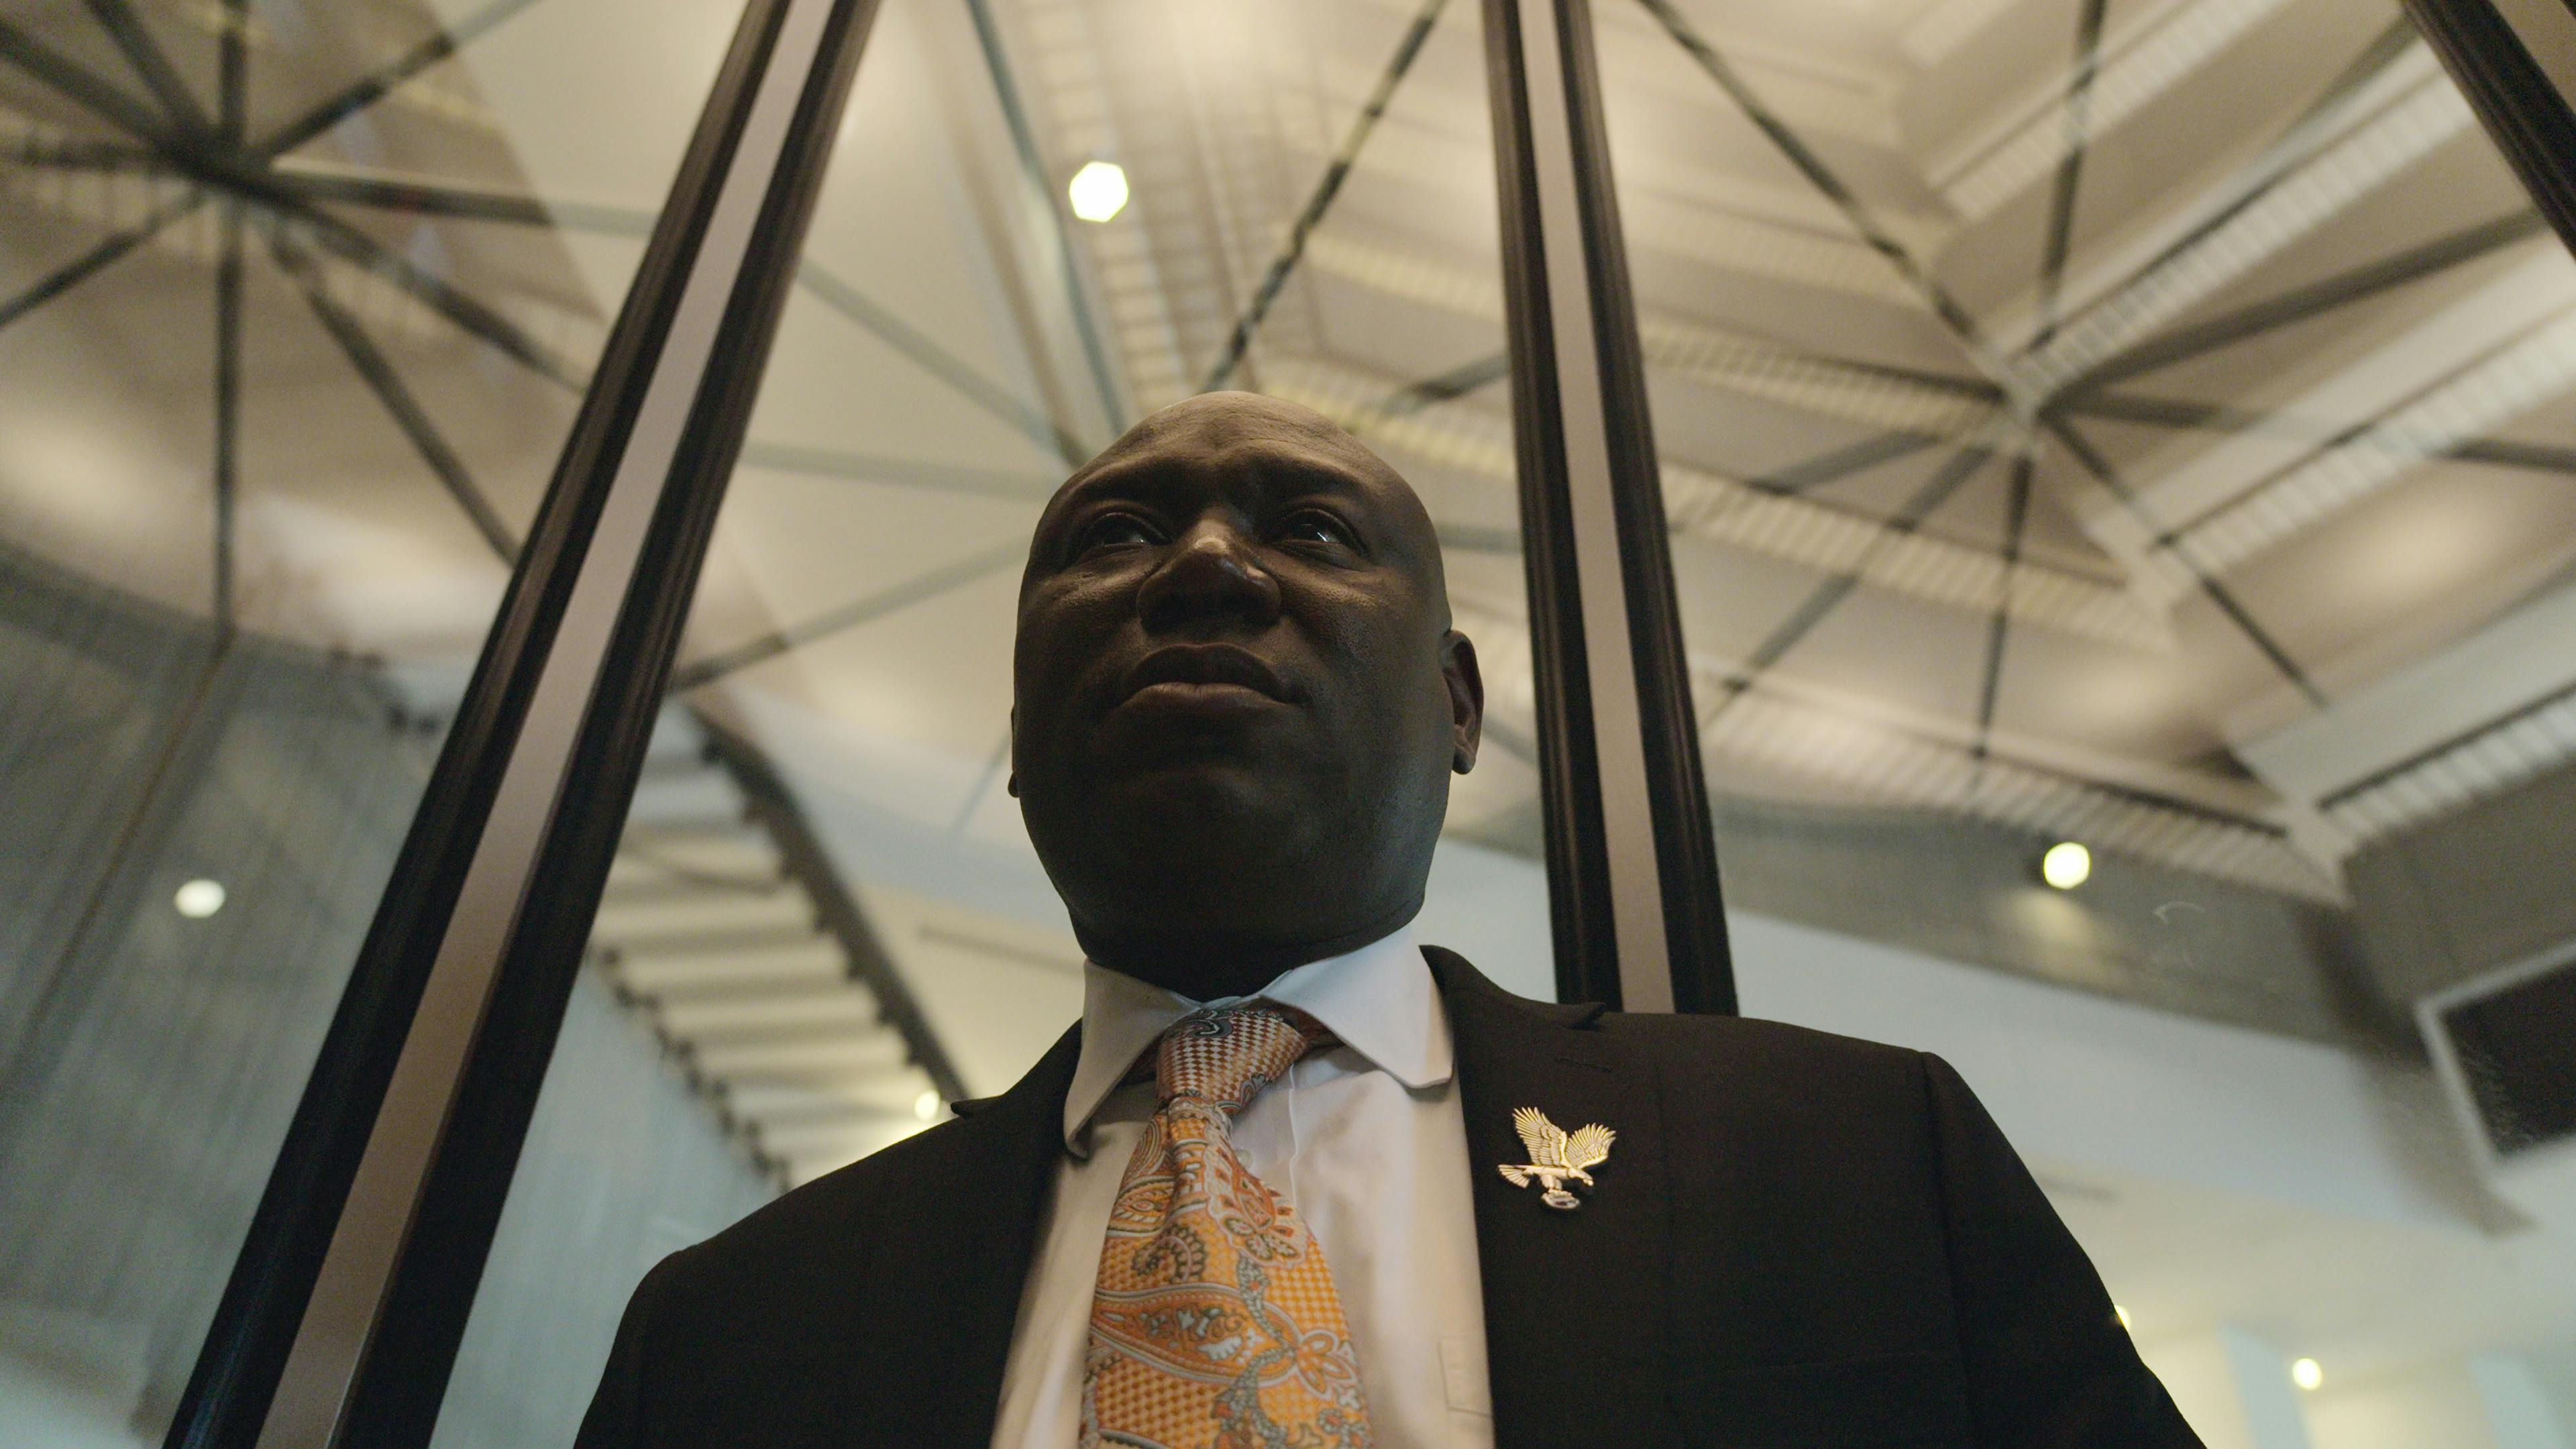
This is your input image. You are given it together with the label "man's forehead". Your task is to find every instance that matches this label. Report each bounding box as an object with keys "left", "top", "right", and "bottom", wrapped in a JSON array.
[{"left": 1057, "top": 395, "right": 1405, "bottom": 500}]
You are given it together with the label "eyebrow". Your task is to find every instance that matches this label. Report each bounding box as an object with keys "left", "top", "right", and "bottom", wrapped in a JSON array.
[{"left": 1046, "top": 447, "right": 1381, "bottom": 521}]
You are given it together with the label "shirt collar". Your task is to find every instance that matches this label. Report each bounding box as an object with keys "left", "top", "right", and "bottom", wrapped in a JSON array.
[{"left": 1059, "top": 924, "right": 1450, "bottom": 1155}]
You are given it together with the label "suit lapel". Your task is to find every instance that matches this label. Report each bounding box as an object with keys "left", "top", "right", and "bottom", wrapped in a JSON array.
[
  {"left": 844, "top": 1023, "right": 1080, "bottom": 1448},
  {"left": 1428, "top": 947, "right": 1674, "bottom": 1449}
]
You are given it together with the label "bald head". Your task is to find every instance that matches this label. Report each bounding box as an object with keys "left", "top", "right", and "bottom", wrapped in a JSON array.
[{"left": 1008, "top": 391, "right": 1484, "bottom": 995}]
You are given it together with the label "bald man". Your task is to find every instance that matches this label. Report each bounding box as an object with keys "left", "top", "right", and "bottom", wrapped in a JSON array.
[{"left": 578, "top": 395, "right": 2200, "bottom": 1449}]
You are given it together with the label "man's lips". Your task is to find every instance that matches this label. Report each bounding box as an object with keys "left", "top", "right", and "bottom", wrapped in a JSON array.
[{"left": 1119, "top": 643, "right": 1295, "bottom": 706}]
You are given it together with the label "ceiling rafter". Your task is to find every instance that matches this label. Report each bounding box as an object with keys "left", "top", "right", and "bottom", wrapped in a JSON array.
[
  {"left": 1199, "top": 0, "right": 1450, "bottom": 392},
  {"left": 1971, "top": 451, "right": 2035, "bottom": 771},
  {"left": 1618, "top": 0, "right": 2379, "bottom": 724},
  {"left": 2145, "top": 309, "right": 2576, "bottom": 592},
  {"left": 1703, "top": 437, "right": 2001, "bottom": 722},
  {"left": 0, "top": 16, "right": 172, "bottom": 144},
  {"left": 249, "top": 0, "right": 553, "bottom": 162},
  {"left": 269, "top": 225, "right": 523, "bottom": 565},
  {"left": 85, "top": 0, "right": 207, "bottom": 133},
  {"left": 2029, "top": 0, "right": 2109, "bottom": 347},
  {"left": 1451, "top": 596, "right": 2322, "bottom": 898},
  {"left": 2045, "top": 413, "right": 2324, "bottom": 703},
  {"left": 1271, "top": 361, "right": 2165, "bottom": 649},
  {"left": 1632, "top": 0, "right": 2018, "bottom": 388},
  {"left": 2062, "top": 390, "right": 2576, "bottom": 476},
  {"left": 0, "top": 185, "right": 204, "bottom": 330},
  {"left": 2317, "top": 673, "right": 2576, "bottom": 848},
  {"left": 1936, "top": 0, "right": 2298, "bottom": 222},
  {"left": 961, "top": 0, "right": 1125, "bottom": 437},
  {"left": 1298, "top": 233, "right": 1998, "bottom": 434},
  {"left": 2018, "top": 38, "right": 2470, "bottom": 391},
  {"left": 669, "top": 542, "right": 1026, "bottom": 693},
  {"left": 2063, "top": 209, "right": 2548, "bottom": 395}
]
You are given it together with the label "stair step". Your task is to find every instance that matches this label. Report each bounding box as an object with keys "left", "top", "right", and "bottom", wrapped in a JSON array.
[
  {"left": 625, "top": 771, "right": 742, "bottom": 826},
  {"left": 614, "top": 943, "right": 844, "bottom": 996},
  {"left": 659, "top": 992, "right": 885, "bottom": 1040},
  {"left": 690, "top": 1034, "right": 910, "bottom": 1080},
  {"left": 594, "top": 889, "right": 812, "bottom": 942},
  {"left": 723, "top": 1079, "right": 923, "bottom": 1122}
]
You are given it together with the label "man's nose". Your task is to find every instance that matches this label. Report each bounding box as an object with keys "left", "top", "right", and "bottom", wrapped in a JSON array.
[{"left": 1136, "top": 520, "right": 1281, "bottom": 633}]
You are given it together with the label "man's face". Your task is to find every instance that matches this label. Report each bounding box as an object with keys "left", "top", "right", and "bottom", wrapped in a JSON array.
[{"left": 1010, "top": 393, "right": 1481, "bottom": 965}]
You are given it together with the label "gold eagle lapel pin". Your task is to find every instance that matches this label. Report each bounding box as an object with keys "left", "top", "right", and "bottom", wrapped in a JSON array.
[{"left": 1498, "top": 1106, "right": 1615, "bottom": 1210}]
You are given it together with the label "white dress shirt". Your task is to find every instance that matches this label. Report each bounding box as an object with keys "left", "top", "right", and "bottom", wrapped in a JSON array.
[{"left": 987, "top": 926, "right": 1494, "bottom": 1449}]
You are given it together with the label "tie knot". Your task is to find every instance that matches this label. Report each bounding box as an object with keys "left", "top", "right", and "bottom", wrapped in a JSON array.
[{"left": 1154, "top": 1004, "right": 1326, "bottom": 1113}]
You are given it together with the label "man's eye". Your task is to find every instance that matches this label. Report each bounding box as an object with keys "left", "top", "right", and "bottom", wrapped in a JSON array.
[
  {"left": 1277, "top": 511, "right": 1352, "bottom": 549},
  {"left": 1075, "top": 513, "right": 1159, "bottom": 554}
]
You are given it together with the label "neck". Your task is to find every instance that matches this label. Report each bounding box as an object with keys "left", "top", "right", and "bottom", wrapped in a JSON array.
[{"left": 1077, "top": 896, "right": 1418, "bottom": 1001}]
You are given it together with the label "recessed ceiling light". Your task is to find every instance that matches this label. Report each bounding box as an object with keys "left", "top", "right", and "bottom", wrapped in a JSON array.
[
  {"left": 914, "top": 1089, "right": 943, "bottom": 1122},
  {"left": 2291, "top": 1357, "right": 2323, "bottom": 1391},
  {"left": 2113, "top": 1303, "right": 2131, "bottom": 1330},
  {"left": 2041, "top": 841, "right": 2092, "bottom": 891},
  {"left": 174, "top": 878, "right": 227, "bottom": 918},
  {"left": 1068, "top": 160, "right": 1129, "bottom": 223}
]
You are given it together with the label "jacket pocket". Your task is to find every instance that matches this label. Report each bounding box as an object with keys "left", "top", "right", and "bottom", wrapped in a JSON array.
[{"left": 1676, "top": 1348, "right": 1972, "bottom": 1448}]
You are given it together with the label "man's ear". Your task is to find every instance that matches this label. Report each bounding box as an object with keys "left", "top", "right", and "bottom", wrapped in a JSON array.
[{"left": 1441, "top": 630, "right": 1483, "bottom": 774}]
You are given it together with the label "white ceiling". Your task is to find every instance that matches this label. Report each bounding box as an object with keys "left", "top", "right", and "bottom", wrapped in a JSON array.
[{"left": 4, "top": 0, "right": 2574, "bottom": 898}]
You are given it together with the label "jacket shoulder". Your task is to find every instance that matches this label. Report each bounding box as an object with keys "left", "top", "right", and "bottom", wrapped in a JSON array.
[
  {"left": 645, "top": 1114, "right": 996, "bottom": 1314},
  {"left": 1597, "top": 1004, "right": 1929, "bottom": 1078}
]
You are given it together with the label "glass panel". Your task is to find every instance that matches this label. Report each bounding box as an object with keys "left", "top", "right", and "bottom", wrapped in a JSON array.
[
  {"left": 1599, "top": 0, "right": 2576, "bottom": 1438},
  {"left": 433, "top": 0, "right": 1534, "bottom": 1432},
  {"left": 0, "top": 0, "right": 736, "bottom": 1440}
]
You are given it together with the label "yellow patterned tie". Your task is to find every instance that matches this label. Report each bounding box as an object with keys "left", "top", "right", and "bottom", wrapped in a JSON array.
[{"left": 1083, "top": 1004, "right": 1373, "bottom": 1449}]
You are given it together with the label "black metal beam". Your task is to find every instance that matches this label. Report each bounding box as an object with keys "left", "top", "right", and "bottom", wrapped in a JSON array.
[
  {"left": 7, "top": 136, "right": 160, "bottom": 169},
  {"left": 1970, "top": 451, "right": 2033, "bottom": 765},
  {"left": 735, "top": 440, "right": 1055, "bottom": 500},
  {"left": 263, "top": 168, "right": 659, "bottom": 234},
  {"left": 794, "top": 260, "right": 1079, "bottom": 462},
  {"left": 269, "top": 230, "right": 522, "bottom": 564},
  {"left": 2043, "top": 17, "right": 2420, "bottom": 361},
  {"left": 2030, "top": 0, "right": 2108, "bottom": 349},
  {"left": 2045, "top": 413, "right": 2324, "bottom": 704},
  {"left": 276, "top": 198, "right": 585, "bottom": 388},
  {"left": 0, "top": 15, "right": 173, "bottom": 143},
  {"left": 1199, "top": 0, "right": 1450, "bottom": 392},
  {"left": 85, "top": 0, "right": 207, "bottom": 131},
  {"left": 668, "top": 541, "right": 1024, "bottom": 692},
  {"left": 215, "top": 201, "right": 241, "bottom": 635},
  {"left": 1633, "top": 0, "right": 1992, "bottom": 354},
  {"left": 250, "top": 0, "right": 553, "bottom": 160},
  {"left": 1750, "top": 427, "right": 1945, "bottom": 494},
  {"left": 2059, "top": 390, "right": 2576, "bottom": 475},
  {"left": 0, "top": 189, "right": 204, "bottom": 332},
  {"left": 1707, "top": 440, "right": 1994, "bottom": 718},
  {"left": 961, "top": 0, "right": 1126, "bottom": 435},
  {"left": 219, "top": 0, "right": 245, "bottom": 142},
  {"left": 1357, "top": 351, "right": 1511, "bottom": 421},
  {"left": 2067, "top": 211, "right": 2548, "bottom": 393}
]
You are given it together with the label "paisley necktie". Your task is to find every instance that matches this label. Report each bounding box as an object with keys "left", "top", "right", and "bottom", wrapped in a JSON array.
[{"left": 1082, "top": 1003, "right": 1373, "bottom": 1449}]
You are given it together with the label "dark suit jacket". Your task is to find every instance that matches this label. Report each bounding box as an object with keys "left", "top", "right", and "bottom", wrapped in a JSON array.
[{"left": 578, "top": 947, "right": 2202, "bottom": 1448}]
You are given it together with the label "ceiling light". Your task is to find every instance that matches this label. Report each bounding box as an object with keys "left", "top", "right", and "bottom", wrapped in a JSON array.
[
  {"left": 1068, "top": 160, "right": 1129, "bottom": 223},
  {"left": 2292, "top": 1358, "right": 2323, "bottom": 1391},
  {"left": 174, "top": 878, "right": 227, "bottom": 918},
  {"left": 2041, "top": 841, "right": 2092, "bottom": 891},
  {"left": 2113, "top": 1304, "right": 2131, "bottom": 1331},
  {"left": 914, "top": 1089, "right": 943, "bottom": 1122}
]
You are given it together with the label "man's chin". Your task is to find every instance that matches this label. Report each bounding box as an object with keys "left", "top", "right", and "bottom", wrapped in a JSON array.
[{"left": 1095, "top": 752, "right": 1306, "bottom": 821}]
